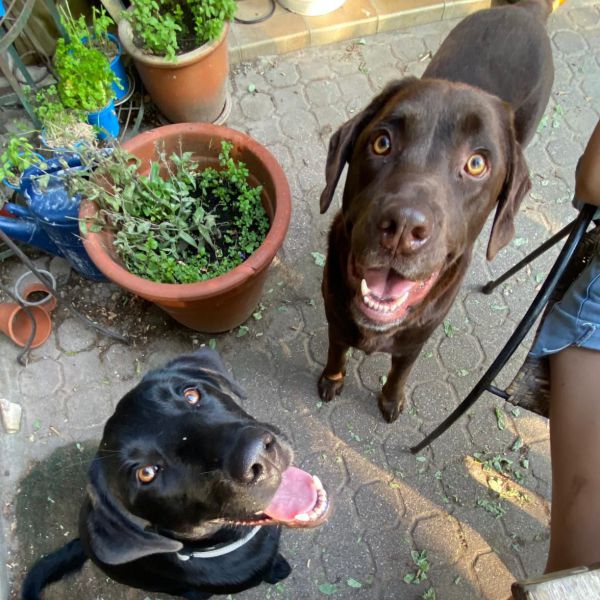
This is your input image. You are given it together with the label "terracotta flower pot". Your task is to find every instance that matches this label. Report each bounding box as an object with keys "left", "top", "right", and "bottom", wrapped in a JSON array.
[
  {"left": 118, "top": 15, "right": 230, "bottom": 124},
  {"left": 80, "top": 123, "right": 292, "bottom": 333},
  {"left": 0, "top": 303, "right": 52, "bottom": 348}
]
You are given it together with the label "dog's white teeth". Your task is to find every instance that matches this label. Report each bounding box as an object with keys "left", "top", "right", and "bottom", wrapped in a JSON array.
[
  {"left": 361, "top": 279, "right": 370, "bottom": 298},
  {"left": 313, "top": 475, "right": 323, "bottom": 490},
  {"left": 294, "top": 513, "right": 311, "bottom": 522},
  {"left": 394, "top": 292, "right": 409, "bottom": 310}
]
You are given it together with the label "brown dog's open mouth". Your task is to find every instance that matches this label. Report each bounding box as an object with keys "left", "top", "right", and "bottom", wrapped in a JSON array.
[
  {"left": 356, "top": 266, "right": 439, "bottom": 323},
  {"left": 225, "top": 467, "right": 330, "bottom": 529}
]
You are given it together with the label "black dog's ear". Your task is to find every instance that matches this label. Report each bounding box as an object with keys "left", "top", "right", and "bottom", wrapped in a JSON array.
[
  {"left": 486, "top": 113, "right": 532, "bottom": 260},
  {"left": 84, "top": 461, "right": 183, "bottom": 565},
  {"left": 319, "top": 77, "right": 418, "bottom": 214}
]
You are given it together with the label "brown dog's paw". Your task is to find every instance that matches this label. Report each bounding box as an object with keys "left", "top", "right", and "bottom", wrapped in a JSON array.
[
  {"left": 377, "top": 391, "right": 405, "bottom": 423},
  {"left": 318, "top": 372, "right": 345, "bottom": 402}
]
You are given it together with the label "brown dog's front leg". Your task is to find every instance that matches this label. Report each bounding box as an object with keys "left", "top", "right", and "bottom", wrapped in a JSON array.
[
  {"left": 318, "top": 337, "right": 349, "bottom": 403},
  {"left": 378, "top": 350, "right": 421, "bottom": 423}
]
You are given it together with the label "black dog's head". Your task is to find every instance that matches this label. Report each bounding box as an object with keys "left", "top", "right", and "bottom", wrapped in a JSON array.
[
  {"left": 320, "top": 77, "right": 530, "bottom": 332},
  {"left": 84, "top": 349, "right": 329, "bottom": 565}
]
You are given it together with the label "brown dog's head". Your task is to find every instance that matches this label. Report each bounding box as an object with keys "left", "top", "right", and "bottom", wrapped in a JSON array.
[{"left": 320, "top": 77, "right": 531, "bottom": 331}]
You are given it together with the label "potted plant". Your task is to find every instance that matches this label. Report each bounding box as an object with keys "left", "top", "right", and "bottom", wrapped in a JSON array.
[
  {"left": 34, "top": 85, "right": 97, "bottom": 152},
  {"left": 59, "top": 5, "right": 131, "bottom": 103},
  {"left": 54, "top": 24, "right": 121, "bottom": 138},
  {"left": 77, "top": 123, "right": 291, "bottom": 332},
  {"left": 117, "top": 0, "right": 236, "bottom": 124}
]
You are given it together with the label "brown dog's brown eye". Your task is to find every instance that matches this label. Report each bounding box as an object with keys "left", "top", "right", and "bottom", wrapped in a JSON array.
[
  {"left": 465, "top": 153, "right": 487, "bottom": 177},
  {"left": 183, "top": 388, "right": 201, "bottom": 405},
  {"left": 372, "top": 134, "right": 392, "bottom": 155},
  {"left": 137, "top": 465, "right": 158, "bottom": 484}
]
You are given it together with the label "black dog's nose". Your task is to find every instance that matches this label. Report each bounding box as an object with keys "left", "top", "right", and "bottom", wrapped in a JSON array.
[
  {"left": 378, "top": 205, "right": 433, "bottom": 255},
  {"left": 227, "top": 427, "right": 279, "bottom": 485}
]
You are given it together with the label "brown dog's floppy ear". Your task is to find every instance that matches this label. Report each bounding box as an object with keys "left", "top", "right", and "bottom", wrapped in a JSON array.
[
  {"left": 486, "top": 127, "right": 532, "bottom": 260},
  {"left": 319, "top": 77, "right": 418, "bottom": 214},
  {"left": 85, "top": 461, "right": 183, "bottom": 565}
]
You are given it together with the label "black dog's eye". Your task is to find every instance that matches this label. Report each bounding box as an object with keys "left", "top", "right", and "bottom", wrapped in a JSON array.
[
  {"left": 183, "top": 387, "right": 201, "bottom": 405},
  {"left": 137, "top": 465, "right": 159, "bottom": 484},
  {"left": 464, "top": 153, "right": 488, "bottom": 177},
  {"left": 372, "top": 133, "right": 392, "bottom": 156}
]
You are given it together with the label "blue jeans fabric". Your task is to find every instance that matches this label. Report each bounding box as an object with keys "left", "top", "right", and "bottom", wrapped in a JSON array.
[{"left": 529, "top": 253, "right": 600, "bottom": 358}]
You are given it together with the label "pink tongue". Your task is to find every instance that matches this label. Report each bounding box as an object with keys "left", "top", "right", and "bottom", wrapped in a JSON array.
[
  {"left": 364, "top": 268, "right": 417, "bottom": 300},
  {"left": 263, "top": 467, "right": 317, "bottom": 522}
]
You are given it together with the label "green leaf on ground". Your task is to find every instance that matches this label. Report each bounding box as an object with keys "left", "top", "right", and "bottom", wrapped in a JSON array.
[
  {"left": 318, "top": 582, "right": 337, "bottom": 595},
  {"left": 443, "top": 320, "right": 455, "bottom": 337},
  {"left": 346, "top": 578, "right": 362, "bottom": 589},
  {"left": 494, "top": 407, "right": 506, "bottom": 430},
  {"left": 311, "top": 251, "right": 326, "bottom": 267}
]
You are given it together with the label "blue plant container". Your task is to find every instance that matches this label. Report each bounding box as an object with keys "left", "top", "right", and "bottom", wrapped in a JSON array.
[
  {"left": 87, "top": 98, "right": 120, "bottom": 139},
  {"left": 0, "top": 155, "right": 106, "bottom": 281},
  {"left": 107, "top": 33, "right": 129, "bottom": 101}
]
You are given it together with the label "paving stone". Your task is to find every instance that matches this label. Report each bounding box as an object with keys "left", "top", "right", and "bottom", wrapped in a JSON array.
[
  {"left": 101, "top": 343, "right": 137, "bottom": 381},
  {"left": 552, "top": 29, "right": 589, "bottom": 54},
  {"left": 263, "top": 61, "right": 300, "bottom": 88},
  {"left": 239, "top": 91, "right": 276, "bottom": 120},
  {"left": 18, "top": 358, "right": 62, "bottom": 399},
  {"left": 412, "top": 513, "right": 466, "bottom": 566},
  {"left": 56, "top": 318, "right": 97, "bottom": 353},
  {"left": 473, "top": 551, "right": 517, "bottom": 600}
]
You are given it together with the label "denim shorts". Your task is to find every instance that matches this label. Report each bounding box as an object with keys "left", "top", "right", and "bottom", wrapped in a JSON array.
[{"left": 529, "top": 252, "right": 600, "bottom": 358}]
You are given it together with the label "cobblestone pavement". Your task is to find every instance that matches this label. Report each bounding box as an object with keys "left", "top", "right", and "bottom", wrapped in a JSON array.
[{"left": 1, "top": 1, "right": 599, "bottom": 598}]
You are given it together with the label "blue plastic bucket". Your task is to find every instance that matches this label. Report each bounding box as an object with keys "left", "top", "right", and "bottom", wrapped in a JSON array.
[{"left": 87, "top": 99, "right": 120, "bottom": 139}]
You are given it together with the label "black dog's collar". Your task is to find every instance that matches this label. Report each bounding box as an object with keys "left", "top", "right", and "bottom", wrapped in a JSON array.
[{"left": 176, "top": 526, "right": 262, "bottom": 561}]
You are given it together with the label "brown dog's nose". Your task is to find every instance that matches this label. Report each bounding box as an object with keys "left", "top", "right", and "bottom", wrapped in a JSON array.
[
  {"left": 378, "top": 205, "right": 433, "bottom": 254},
  {"left": 227, "top": 427, "right": 279, "bottom": 485}
]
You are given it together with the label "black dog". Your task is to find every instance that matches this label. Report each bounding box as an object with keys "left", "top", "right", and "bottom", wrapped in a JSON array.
[
  {"left": 318, "top": 0, "right": 556, "bottom": 422},
  {"left": 22, "top": 349, "right": 329, "bottom": 599}
]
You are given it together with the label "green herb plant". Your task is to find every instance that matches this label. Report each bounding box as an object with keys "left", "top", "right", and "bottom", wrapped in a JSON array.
[
  {"left": 54, "top": 27, "right": 118, "bottom": 112},
  {"left": 73, "top": 141, "right": 270, "bottom": 284},
  {"left": 59, "top": 5, "right": 116, "bottom": 57},
  {"left": 0, "top": 136, "right": 43, "bottom": 187},
  {"left": 125, "top": 0, "right": 236, "bottom": 61}
]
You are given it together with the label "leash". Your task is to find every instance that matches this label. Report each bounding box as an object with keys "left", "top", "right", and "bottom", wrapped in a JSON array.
[{"left": 175, "top": 526, "right": 262, "bottom": 561}]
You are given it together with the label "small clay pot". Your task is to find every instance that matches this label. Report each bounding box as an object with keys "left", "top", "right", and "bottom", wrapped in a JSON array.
[
  {"left": 14, "top": 269, "right": 57, "bottom": 313},
  {"left": 0, "top": 303, "right": 52, "bottom": 348}
]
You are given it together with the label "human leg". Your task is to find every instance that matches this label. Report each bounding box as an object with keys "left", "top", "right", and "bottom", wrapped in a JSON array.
[{"left": 545, "top": 345, "right": 600, "bottom": 572}]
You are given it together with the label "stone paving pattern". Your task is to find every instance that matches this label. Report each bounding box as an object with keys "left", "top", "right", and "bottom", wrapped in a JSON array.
[{"left": 1, "top": 1, "right": 599, "bottom": 598}]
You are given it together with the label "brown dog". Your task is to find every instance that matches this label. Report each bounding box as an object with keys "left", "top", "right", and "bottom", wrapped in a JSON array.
[{"left": 318, "top": 0, "right": 556, "bottom": 422}]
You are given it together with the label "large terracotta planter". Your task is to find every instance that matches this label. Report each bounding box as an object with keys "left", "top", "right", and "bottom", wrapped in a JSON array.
[
  {"left": 118, "top": 15, "right": 230, "bottom": 124},
  {"left": 80, "top": 123, "right": 292, "bottom": 333}
]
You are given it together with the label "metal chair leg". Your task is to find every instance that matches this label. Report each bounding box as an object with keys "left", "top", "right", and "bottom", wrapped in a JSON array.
[
  {"left": 481, "top": 221, "right": 574, "bottom": 294},
  {"left": 410, "top": 203, "right": 596, "bottom": 454}
]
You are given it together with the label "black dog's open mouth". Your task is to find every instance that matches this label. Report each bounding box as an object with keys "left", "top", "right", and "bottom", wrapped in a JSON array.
[
  {"left": 225, "top": 467, "right": 330, "bottom": 529},
  {"left": 351, "top": 259, "right": 439, "bottom": 324}
]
